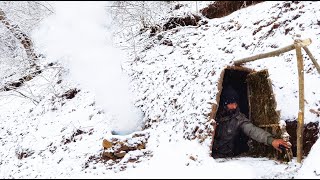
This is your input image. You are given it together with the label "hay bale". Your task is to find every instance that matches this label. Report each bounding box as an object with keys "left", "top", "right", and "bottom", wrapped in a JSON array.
[
  {"left": 246, "top": 69, "right": 282, "bottom": 158},
  {"left": 247, "top": 70, "right": 279, "bottom": 126}
]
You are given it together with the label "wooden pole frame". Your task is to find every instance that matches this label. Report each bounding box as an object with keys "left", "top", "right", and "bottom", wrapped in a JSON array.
[
  {"left": 233, "top": 38, "right": 319, "bottom": 163},
  {"left": 234, "top": 38, "right": 311, "bottom": 66},
  {"left": 294, "top": 40, "right": 304, "bottom": 163},
  {"left": 302, "top": 46, "right": 320, "bottom": 75}
]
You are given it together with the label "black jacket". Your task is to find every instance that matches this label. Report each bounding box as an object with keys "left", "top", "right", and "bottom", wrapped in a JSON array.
[{"left": 212, "top": 108, "right": 274, "bottom": 158}]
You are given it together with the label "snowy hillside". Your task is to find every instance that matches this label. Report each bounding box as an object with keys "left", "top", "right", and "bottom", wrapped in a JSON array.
[{"left": 0, "top": 1, "right": 319, "bottom": 178}]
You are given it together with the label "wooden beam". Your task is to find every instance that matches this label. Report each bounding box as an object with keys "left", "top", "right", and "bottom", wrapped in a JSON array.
[
  {"left": 302, "top": 46, "right": 320, "bottom": 75},
  {"left": 295, "top": 42, "right": 304, "bottom": 163},
  {"left": 234, "top": 38, "right": 312, "bottom": 66}
]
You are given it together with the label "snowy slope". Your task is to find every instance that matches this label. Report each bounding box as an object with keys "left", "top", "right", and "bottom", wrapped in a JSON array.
[{"left": 0, "top": 1, "right": 319, "bottom": 179}]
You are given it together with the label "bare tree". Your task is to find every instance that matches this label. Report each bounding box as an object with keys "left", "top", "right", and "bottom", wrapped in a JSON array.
[
  {"left": 0, "top": 2, "right": 53, "bottom": 96},
  {"left": 108, "top": 2, "right": 172, "bottom": 39},
  {"left": 0, "top": 8, "right": 38, "bottom": 62},
  {"left": 0, "top": 1, "right": 53, "bottom": 62}
]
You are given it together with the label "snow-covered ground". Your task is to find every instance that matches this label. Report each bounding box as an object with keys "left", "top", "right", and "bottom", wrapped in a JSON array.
[{"left": 0, "top": 1, "right": 319, "bottom": 178}]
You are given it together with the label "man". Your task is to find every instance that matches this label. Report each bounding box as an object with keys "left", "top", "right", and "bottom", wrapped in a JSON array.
[{"left": 212, "top": 85, "right": 291, "bottom": 158}]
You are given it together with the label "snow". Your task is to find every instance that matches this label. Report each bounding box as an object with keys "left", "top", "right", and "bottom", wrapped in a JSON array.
[
  {"left": 0, "top": 1, "right": 319, "bottom": 179},
  {"left": 296, "top": 139, "right": 320, "bottom": 179}
]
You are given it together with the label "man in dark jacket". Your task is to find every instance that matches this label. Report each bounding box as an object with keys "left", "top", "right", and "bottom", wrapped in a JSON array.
[{"left": 212, "top": 85, "right": 291, "bottom": 158}]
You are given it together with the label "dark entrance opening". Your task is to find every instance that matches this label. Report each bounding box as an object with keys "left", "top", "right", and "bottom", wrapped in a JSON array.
[
  {"left": 217, "top": 69, "right": 250, "bottom": 118},
  {"left": 215, "top": 68, "right": 251, "bottom": 155},
  {"left": 212, "top": 66, "right": 284, "bottom": 158}
]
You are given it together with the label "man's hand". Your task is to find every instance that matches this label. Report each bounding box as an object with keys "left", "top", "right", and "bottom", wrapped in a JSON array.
[{"left": 272, "top": 139, "right": 291, "bottom": 153}]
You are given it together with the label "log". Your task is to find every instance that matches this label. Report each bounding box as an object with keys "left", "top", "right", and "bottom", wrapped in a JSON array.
[
  {"left": 302, "top": 46, "right": 320, "bottom": 75},
  {"left": 234, "top": 38, "right": 312, "bottom": 65},
  {"left": 295, "top": 43, "right": 304, "bottom": 163}
]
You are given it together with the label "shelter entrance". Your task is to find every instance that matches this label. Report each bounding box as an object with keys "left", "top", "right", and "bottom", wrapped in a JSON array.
[
  {"left": 212, "top": 66, "right": 283, "bottom": 158},
  {"left": 215, "top": 67, "right": 250, "bottom": 156},
  {"left": 210, "top": 38, "right": 320, "bottom": 162}
]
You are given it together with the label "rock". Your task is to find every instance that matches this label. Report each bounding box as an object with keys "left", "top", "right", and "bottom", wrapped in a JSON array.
[
  {"left": 101, "top": 131, "right": 150, "bottom": 160},
  {"left": 102, "top": 139, "right": 113, "bottom": 149}
]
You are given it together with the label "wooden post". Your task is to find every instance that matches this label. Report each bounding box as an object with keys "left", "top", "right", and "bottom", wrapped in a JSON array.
[
  {"left": 234, "top": 38, "right": 312, "bottom": 65},
  {"left": 295, "top": 40, "right": 304, "bottom": 163},
  {"left": 302, "top": 46, "right": 320, "bottom": 75}
]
